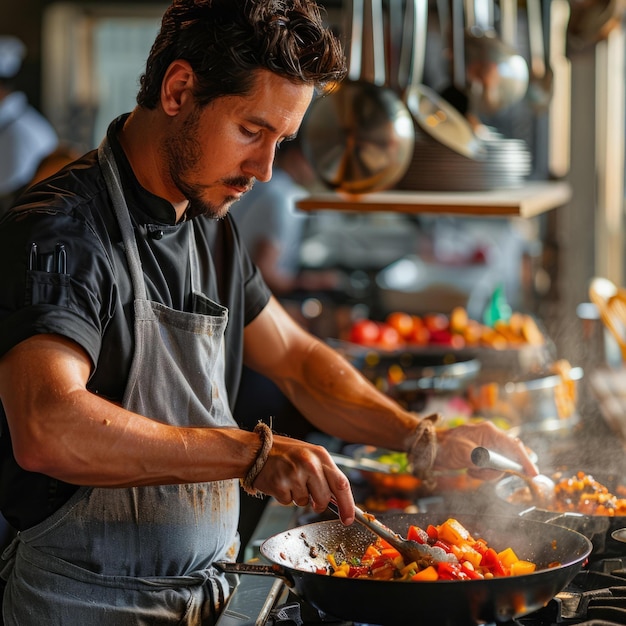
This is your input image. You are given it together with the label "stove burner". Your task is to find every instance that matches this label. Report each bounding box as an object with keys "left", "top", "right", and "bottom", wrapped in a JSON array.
[
  {"left": 268, "top": 601, "right": 303, "bottom": 625},
  {"left": 516, "top": 570, "right": 626, "bottom": 626}
]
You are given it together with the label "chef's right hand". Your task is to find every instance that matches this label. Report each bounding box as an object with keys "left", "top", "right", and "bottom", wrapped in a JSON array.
[{"left": 252, "top": 436, "right": 355, "bottom": 525}]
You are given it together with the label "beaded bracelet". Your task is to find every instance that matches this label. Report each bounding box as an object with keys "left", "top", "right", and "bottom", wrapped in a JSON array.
[{"left": 241, "top": 421, "right": 274, "bottom": 497}]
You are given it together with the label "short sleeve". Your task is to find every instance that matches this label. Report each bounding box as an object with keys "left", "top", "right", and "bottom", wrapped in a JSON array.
[{"left": 0, "top": 202, "right": 116, "bottom": 367}]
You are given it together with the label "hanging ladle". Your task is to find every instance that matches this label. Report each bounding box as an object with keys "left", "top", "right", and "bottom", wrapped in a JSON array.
[
  {"left": 464, "top": 0, "right": 529, "bottom": 116},
  {"left": 327, "top": 500, "right": 458, "bottom": 565},
  {"left": 525, "top": 0, "right": 554, "bottom": 113},
  {"left": 402, "top": 0, "right": 485, "bottom": 160},
  {"left": 471, "top": 446, "right": 555, "bottom": 507}
]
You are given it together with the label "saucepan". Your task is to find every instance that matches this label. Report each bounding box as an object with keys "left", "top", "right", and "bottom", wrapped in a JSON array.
[{"left": 217, "top": 512, "right": 591, "bottom": 626}]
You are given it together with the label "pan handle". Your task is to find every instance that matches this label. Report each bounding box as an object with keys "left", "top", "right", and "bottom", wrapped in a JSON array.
[{"left": 214, "top": 561, "right": 296, "bottom": 588}]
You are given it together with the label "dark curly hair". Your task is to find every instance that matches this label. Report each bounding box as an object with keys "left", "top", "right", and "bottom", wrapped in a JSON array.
[{"left": 137, "top": 0, "right": 347, "bottom": 109}]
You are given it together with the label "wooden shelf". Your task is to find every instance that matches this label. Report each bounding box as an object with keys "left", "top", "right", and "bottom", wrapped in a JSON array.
[{"left": 296, "top": 181, "right": 572, "bottom": 218}]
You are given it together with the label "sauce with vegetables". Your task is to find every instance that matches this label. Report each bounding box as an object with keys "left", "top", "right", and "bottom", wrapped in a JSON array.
[
  {"left": 321, "top": 518, "right": 540, "bottom": 581},
  {"left": 509, "top": 471, "right": 626, "bottom": 516}
]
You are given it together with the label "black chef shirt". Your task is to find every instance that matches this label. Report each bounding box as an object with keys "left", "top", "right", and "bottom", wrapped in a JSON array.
[{"left": 0, "top": 114, "right": 271, "bottom": 530}]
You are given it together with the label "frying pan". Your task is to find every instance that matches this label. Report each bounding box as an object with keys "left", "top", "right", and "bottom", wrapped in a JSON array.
[
  {"left": 218, "top": 512, "right": 591, "bottom": 626},
  {"left": 495, "top": 470, "right": 626, "bottom": 557},
  {"left": 301, "top": 0, "right": 414, "bottom": 194}
]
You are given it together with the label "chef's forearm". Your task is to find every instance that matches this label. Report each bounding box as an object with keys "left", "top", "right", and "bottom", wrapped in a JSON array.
[
  {"left": 277, "top": 340, "right": 419, "bottom": 451},
  {"left": 5, "top": 388, "right": 260, "bottom": 487}
]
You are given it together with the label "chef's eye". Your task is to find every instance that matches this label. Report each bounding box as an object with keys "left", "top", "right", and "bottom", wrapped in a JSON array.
[{"left": 240, "top": 126, "right": 259, "bottom": 138}]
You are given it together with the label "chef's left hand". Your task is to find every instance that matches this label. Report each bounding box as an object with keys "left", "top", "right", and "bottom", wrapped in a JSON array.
[{"left": 433, "top": 421, "right": 539, "bottom": 479}]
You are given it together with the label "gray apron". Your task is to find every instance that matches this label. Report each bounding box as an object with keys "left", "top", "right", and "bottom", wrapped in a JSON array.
[{"left": 1, "top": 138, "right": 240, "bottom": 625}]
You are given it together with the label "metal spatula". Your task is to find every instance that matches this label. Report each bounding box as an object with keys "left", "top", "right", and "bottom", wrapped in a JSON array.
[{"left": 328, "top": 500, "right": 458, "bottom": 565}]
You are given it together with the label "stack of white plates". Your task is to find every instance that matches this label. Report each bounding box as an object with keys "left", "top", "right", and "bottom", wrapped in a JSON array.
[{"left": 395, "top": 126, "right": 532, "bottom": 192}]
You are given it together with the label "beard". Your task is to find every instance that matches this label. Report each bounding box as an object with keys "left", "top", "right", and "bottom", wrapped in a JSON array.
[{"left": 161, "top": 106, "right": 252, "bottom": 220}]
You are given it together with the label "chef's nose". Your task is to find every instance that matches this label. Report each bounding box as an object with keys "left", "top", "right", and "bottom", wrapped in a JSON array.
[{"left": 243, "top": 147, "right": 275, "bottom": 183}]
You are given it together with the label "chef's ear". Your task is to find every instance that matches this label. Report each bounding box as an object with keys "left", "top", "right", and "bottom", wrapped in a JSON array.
[{"left": 161, "top": 60, "right": 195, "bottom": 116}]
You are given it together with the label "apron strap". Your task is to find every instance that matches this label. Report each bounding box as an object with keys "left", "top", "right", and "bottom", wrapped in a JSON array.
[{"left": 97, "top": 138, "right": 147, "bottom": 301}]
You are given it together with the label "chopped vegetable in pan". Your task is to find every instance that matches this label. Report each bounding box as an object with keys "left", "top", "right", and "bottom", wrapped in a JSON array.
[{"left": 321, "top": 518, "right": 539, "bottom": 581}]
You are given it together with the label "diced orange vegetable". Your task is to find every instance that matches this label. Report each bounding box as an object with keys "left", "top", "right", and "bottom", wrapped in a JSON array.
[
  {"left": 381, "top": 546, "right": 402, "bottom": 560},
  {"left": 451, "top": 543, "right": 483, "bottom": 569},
  {"left": 497, "top": 547, "right": 519, "bottom": 568},
  {"left": 363, "top": 544, "right": 381, "bottom": 559},
  {"left": 510, "top": 560, "right": 536, "bottom": 576},
  {"left": 437, "top": 518, "right": 471, "bottom": 546},
  {"left": 412, "top": 565, "right": 439, "bottom": 581}
]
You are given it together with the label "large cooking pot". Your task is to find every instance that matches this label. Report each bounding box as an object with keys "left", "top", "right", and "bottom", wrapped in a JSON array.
[
  {"left": 218, "top": 512, "right": 591, "bottom": 626},
  {"left": 468, "top": 365, "right": 584, "bottom": 436},
  {"left": 495, "top": 470, "right": 626, "bottom": 557}
]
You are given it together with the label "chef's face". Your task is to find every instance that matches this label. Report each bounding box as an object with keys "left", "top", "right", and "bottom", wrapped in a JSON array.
[{"left": 163, "top": 69, "right": 314, "bottom": 220}]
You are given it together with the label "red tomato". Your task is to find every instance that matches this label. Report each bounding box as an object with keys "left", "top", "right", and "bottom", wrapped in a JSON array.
[
  {"left": 428, "top": 329, "right": 466, "bottom": 348},
  {"left": 349, "top": 319, "right": 380, "bottom": 345},
  {"left": 386, "top": 312, "right": 415, "bottom": 339},
  {"left": 423, "top": 313, "right": 450, "bottom": 333},
  {"left": 408, "top": 318, "right": 430, "bottom": 345},
  {"left": 376, "top": 323, "right": 402, "bottom": 350}
]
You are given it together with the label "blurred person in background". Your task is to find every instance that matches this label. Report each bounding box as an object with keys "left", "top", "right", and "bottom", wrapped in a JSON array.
[
  {"left": 0, "top": 36, "right": 58, "bottom": 216},
  {"left": 230, "top": 134, "right": 341, "bottom": 297}
]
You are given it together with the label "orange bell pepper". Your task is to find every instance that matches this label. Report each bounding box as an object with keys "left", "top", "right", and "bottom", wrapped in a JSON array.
[{"left": 412, "top": 565, "right": 439, "bottom": 581}]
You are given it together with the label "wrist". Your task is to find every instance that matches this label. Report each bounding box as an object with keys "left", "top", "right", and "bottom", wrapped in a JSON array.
[
  {"left": 241, "top": 421, "right": 273, "bottom": 497},
  {"left": 406, "top": 413, "right": 440, "bottom": 479}
]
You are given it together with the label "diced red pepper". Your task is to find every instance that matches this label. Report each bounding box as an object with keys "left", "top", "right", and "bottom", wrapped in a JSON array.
[
  {"left": 480, "top": 547, "right": 507, "bottom": 577},
  {"left": 407, "top": 525, "right": 428, "bottom": 543},
  {"left": 436, "top": 562, "right": 463, "bottom": 580},
  {"left": 460, "top": 563, "right": 483, "bottom": 580},
  {"left": 433, "top": 540, "right": 452, "bottom": 553},
  {"left": 348, "top": 565, "right": 371, "bottom": 578},
  {"left": 370, "top": 555, "right": 391, "bottom": 570},
  {"left": 426, "top": 524, "right": 439, "bottom": 540}
]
